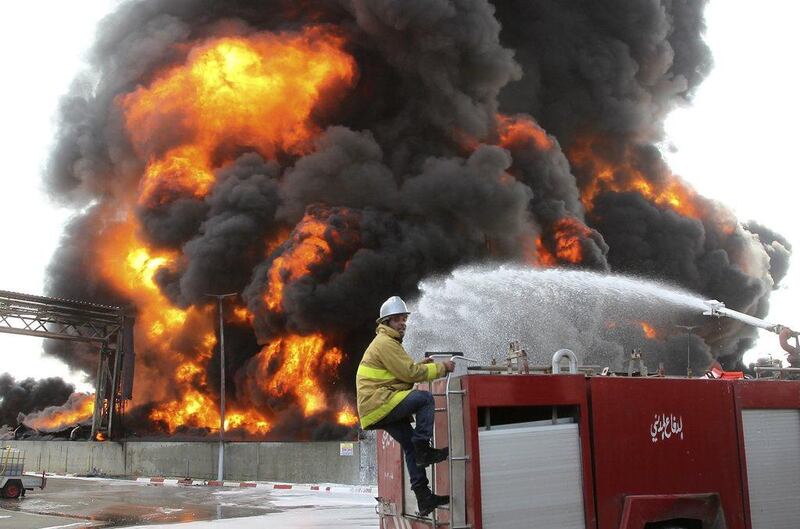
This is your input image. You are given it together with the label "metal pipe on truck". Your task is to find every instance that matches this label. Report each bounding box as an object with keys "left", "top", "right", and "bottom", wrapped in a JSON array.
[{"left": 702, "top": 299, "right": 785, "bottom": 333}]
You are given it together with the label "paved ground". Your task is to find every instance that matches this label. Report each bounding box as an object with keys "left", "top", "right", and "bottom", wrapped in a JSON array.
[
  {"left": 0, "top": 509, "right": 105, "bottom": 529},
  {"left": 0, "top": 477, "right": 377, "bottom": 528}
]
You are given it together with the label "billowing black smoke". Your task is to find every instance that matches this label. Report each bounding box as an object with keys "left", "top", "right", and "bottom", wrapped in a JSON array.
[
  {"left": 34, "top": 0, "right": 789, "bottom": 437},
  {"left": 496, "top": 0, "right": 713, "bottom": 143},
  {"left": 0, "top": 374, "right": 74, "bottom": 428}
]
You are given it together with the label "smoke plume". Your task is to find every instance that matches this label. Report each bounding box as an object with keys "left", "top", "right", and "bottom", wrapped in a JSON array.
[
  {"left": 27, "top": 0, "right": 789, "bottom": 437},
  {"left": 0, "top": 374, "right": 74, "bottom": 428},
  {"left": 21, "top": 393, "right": 95, "bottom": 433}
]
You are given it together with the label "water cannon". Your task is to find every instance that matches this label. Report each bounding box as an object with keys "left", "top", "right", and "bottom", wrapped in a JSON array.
[
  {"left": 702, "top": 299, "right": 783, "bottom": 334},
  {"left": 701, "top": 299, "right": 725, "bottom": 317}
]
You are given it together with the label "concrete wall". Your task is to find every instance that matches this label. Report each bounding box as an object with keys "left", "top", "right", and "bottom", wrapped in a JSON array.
[{"left": 0, "top": 440, "right": 375, "bottom": 485}]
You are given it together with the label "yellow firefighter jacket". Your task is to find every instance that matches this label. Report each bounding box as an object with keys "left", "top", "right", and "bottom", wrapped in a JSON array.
[{"left": 356, "top": 324, "right": 445, "bottom": 429}]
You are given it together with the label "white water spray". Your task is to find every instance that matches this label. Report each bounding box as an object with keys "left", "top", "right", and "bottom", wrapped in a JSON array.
[{"left": 404, "top": 265, "right": 711, "bottom": 372}]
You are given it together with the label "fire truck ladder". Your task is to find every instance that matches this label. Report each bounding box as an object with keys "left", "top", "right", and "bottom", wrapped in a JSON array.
[
  {"left": 419, "top": 353, "right": 476, "bottom": 529},
  {"left": 0, "top": 290, "right": 135, "bottom": 440}
]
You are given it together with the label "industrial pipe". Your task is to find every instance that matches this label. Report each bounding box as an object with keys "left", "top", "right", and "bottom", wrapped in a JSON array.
[{"left": 552, "top": 349, "right": 578, "bottom": 374}]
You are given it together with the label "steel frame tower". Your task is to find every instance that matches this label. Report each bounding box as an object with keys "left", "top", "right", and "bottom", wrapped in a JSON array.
[{"left": 0, "top": 290, "right": 135, "bottom": 439}]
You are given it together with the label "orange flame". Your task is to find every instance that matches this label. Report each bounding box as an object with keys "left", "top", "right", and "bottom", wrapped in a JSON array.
[
  {"left": 119, "top": 27, "right": 356, "bottom": 206},
  {"left": 150, "top": 389, "right": 271, "bottom": 434},
  {"left": 337, "top": 407, "right": 359, "bottom": 426},
  {"left": 255, "top": 334, "right": 343, "bottom": 417},
  {"left": 136, "top": 146, "right": 216, "bottom": 207},
  {"left": 149, "top": 389, "right": 271, "bottom": 435},
  {"left": 93, "top": 88, "right": 361, "bottom": 438},
  {"left": 497, "top": 114, "right": 553, "bottom": 151},
  {"left": 264, "top": 214, "right": 331, "bottom": 312},
  {"left": 551, "top": 218, "right": 591, "bottom": 264},
  {"left": 22, "top": 393, "right": 95, "bottom": 432},
  {"left": 605, "top": 320, "right": 659, "bottom": 339},
  {"left": 534, "top": 217, "right": 593, "bottom": 266},
  {"left": 175, "top": 362, "right": 204, "bottom": 383},
  {"left": 97, "top": 217, "right": 197, "bottom": 346},
  {"left": 146, "top": 337, "right": 277, "bottom": 434},
  {"left": 150, "top": 390, "right": 215, "bottom": 432},
  {"left": 534, "top": 236, "right": 558, "bottom": 267},
  {"left": 232, "top": 306, "right": 254, "bottom": 325},
  {"left": 569, "top": 137, "right": 701, "bottom": 219},
  {"left": 96, "top": 218, "right": 269, "bottom": 432},
  {"left": 638, "top": 321, "right": 658, "bottom": 339},
  {"left": 225, "top": 412, "right": 270, "bottom": 434},
  {"left": 88, "top": 28, "right": 362, "bottom": 438}
]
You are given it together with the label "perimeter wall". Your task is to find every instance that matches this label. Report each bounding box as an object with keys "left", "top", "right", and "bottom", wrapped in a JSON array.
[{"left": 0, "top": 438, "right": 377, "bottom": 485}]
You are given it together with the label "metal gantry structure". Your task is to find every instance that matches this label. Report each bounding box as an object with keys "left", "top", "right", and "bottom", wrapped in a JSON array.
[{"left": 0, "top": 290, "right": 135, "bottom": 440}]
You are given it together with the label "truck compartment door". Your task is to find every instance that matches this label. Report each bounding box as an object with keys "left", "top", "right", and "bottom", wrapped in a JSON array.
[
  {"left": 741, "top": 409, "right": 800, "bottom": 529},
  {"left": 478, "top": 421, "right": 586, "bottom": 529}
]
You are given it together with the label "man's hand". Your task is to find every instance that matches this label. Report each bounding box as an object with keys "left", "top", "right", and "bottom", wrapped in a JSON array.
[
  {"left": 442, "top": 360, "right": 456, "bottom": 373},
  {"left": 421, "top": 358, "right": 433, "bottom": 364}
]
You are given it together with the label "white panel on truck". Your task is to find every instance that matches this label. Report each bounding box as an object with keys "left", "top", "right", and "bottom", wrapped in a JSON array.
[
  {"left": 742, "top": 409, "right": 800, "bottom": 529},
  {"left": 479, "top": 422, "right": 586, "bottom": 529}
]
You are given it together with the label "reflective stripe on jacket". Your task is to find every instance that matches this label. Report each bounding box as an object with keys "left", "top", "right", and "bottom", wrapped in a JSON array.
[{"left": 356, "top": 324, "right": 445, "bottom": 429}]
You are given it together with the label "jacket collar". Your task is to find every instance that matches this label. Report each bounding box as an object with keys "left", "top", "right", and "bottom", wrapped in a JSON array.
[{"left": 376, "top": 324, "right": 402, "bottom": 342}]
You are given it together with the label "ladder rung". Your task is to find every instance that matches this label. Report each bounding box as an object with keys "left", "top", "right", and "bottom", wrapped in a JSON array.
[
  {"left": 404, "top": 514, "right": 450, "bottom": 526},
  {"left": 435, "top": 408, "right": 447, "bottom": 412},
  {"left": 450, "top": 455, "right": 470, "bottom": 461}
]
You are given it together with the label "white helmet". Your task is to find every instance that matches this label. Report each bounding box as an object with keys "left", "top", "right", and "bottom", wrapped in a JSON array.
[{"left": 377, "top": 296, "right": 410, "bottom": 323}]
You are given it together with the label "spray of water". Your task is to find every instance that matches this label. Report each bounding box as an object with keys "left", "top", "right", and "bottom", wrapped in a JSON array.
[{"left": 404, "top": 266, "right": 713, "bottom": 373}]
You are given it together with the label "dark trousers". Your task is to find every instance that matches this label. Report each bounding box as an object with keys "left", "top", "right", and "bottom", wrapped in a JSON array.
[{"left": 372, "top": 389, "right": 435, "bottom": 490}]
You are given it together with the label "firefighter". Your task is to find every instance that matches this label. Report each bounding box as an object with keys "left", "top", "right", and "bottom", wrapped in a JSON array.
[
  {"left": 356, "top": 295, "right": 455, "bottom": 516},
  {"left": 778, "top": 326, "right": 799, "bottom": 367}
]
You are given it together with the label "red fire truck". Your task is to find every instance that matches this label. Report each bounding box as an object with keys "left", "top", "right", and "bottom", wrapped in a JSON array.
[{"left": 375, "top": 307, "right": 800, "bottom": 529}]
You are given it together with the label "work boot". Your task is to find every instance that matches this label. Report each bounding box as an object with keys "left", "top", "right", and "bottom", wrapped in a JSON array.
[
  {"left": 412, "top": 485, "right": 449, "bottom": 517},
  {"left": 413, "top": 441, "right": 449, "bottom": 467}
]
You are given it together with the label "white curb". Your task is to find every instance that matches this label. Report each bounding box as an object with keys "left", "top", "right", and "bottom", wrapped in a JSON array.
[{"left": 133, "top": 476, "right": 377, "bottom": 495}]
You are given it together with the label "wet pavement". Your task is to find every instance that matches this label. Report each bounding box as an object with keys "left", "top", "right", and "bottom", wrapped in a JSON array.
[
  {"left": 0, "top": 509, "right": 105, "bottom": 529},
  {"left": 0, "top": 477, "right": 377, "bottom": 528}
]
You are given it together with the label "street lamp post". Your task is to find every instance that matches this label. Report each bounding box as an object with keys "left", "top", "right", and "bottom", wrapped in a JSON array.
[
  {"left": 676, "top": 325, "right": 701, "bottom": 378},
  {"left": 206, "top": 293, "right": 237, "bottom": 482}
]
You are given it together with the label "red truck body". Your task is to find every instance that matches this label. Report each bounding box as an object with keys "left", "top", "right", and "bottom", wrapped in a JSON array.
[{"left": 376, "top": 373, "right": 800, "bottom": 529}]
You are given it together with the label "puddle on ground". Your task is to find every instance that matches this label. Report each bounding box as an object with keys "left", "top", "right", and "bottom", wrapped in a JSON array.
[{"left": 0, "top": 480, "right": 279, "bottom": 526}]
